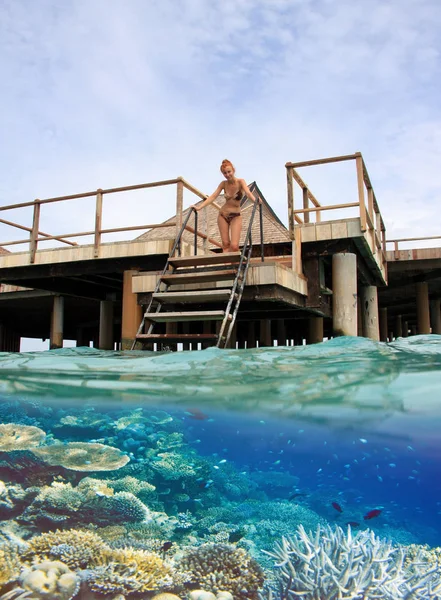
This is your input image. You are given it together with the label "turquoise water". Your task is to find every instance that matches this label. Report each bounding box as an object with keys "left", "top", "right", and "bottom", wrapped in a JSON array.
[{"left": 0, "top": 336, "right": 441, "bottom": 599}]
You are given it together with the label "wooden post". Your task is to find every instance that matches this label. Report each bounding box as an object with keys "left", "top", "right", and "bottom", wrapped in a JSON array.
[
  {"left": 94, "top": 189, "right": 103, "bottom": 258},
  {"left": 379, "top": 307, "right": 388, "bottom": 342},
  {"left": 394, "top": 315, "right": 403, "bottom": 339},
  {"left": 360, "top": 285, "right": 380, "bottom": 341},
  {"left": 247, "top": 321, "right": 256, "bottom": 348},
  {"left": 367, "top": 187, "right": 374, "bottom": 228},
  {"left": 29, "top": 200, "right": 41, "bottom": 264},
  {"left": 259, "top": 319, "right": 272, "bottom": 347},
  {"left": 355, "top": 154, "right": 367, "bottom": 232},
  {"left": 416, "top": 282, "right": 430, "bottom": 334},
  {"left": 402, "top": 321, "right": 409, "bottom": 338},
  {"left": 50, "top": 296, "right": 64, "bottom": 349},
  {"left": 121, "top": 270, "right": 142, "bottom": 350},
  {"left": 176, "top": 179, "right": 184, "bottom": 239},
  {"left": 286, "top": 166, "right": 296, "bottom": 272},
  {"left": 430, "top": 298, "right": 441, "bottom": 334},
  {"left": 332, "top": 253, "right": 357, "bottom": 337},
  {"left": 302, "top": 187, "right": 309, "bottom": 223},
  {"left": 307, "top": 317, "right": 323, "bottom": 344},
  {"left": 99, "top": 300, "right": 114, "bottom": 350},
  {"left": 276, "top": 320, "right": 287, "bottom": 346}
]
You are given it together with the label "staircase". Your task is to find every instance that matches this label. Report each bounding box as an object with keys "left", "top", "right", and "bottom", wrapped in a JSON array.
[{"left": 132, "top": 201, "right": 262, "bottom": 350}]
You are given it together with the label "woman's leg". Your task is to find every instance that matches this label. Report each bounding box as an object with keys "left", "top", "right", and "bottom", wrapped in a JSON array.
[
  {"left": 217, "top": 214, "right": 231, "bottom": 252},
  {"left": 229, "top": 215, "right": 242, "bottom": 252}
]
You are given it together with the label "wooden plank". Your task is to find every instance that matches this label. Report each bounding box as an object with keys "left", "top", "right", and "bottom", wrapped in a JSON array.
[
  {"left": 286, "top": 166, "right": 295, "bottom": 235},
  {"left": 356, "top": 154, "right": 367, "bottom": 232},
  {"left": 184, "top": 225, "right": 223, "bottom": 249},
  {"left": 294, "top": 202, "right": 359, "bottom": 214},
  {"left": 302, "top": 187, "right": 309, "bottom": 224},
  {"left": 136, "top": 333, "right": 219, "bottom": 342},
  {"left": 176, "top": 179, "right": 184, "bottom": 237},
  {"left": 147, "top": 311, "right": 230, "bottom": 322},
  {"left": 94, "top": 189, "right": 103, "bottom": 258},
  {"left": 286, "top": 153, "right": 358, "bottom": 168},
  {"left": 29, "top": 201, "right": 41, "bottom": 264},
  {"left": 161, "top": 269, "right": 237, "bottom": 285},
  {"left": 169, "top": 252, "right": 241, "bottom": 267},
  {"left": 153, "top": 290, "right": 233, "bottom": 303}
]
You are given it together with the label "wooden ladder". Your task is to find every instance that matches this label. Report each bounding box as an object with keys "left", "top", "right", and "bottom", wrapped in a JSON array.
[{"left": 132, "top": 201, "right": 261, "bottom": 350}]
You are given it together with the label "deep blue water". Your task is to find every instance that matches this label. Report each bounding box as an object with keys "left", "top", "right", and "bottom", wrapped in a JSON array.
[{"left": 0, "top": 336, "right": 441, "bottom": 597}]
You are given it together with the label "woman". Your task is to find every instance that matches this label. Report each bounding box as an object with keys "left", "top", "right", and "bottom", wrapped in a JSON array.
[{"left": 191, "top": 159, "right": 261, "bottom": 253}]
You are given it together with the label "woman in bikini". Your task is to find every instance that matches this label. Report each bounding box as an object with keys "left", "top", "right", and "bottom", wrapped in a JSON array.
[{"left": 191, "top": 159, "right": 260, "bottom": 252}]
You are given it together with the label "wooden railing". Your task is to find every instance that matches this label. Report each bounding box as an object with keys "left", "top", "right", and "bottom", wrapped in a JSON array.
[
  {"left": 386, "top": 235, "right": 441, "bottom": 259},
  {"left": 285, "top": 152, "right": 386, "bottom": 274},
  {"left": 0, "top": 177, "right": 212, "bottom": 263}
]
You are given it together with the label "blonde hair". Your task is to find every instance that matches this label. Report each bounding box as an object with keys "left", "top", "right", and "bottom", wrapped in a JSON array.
[{"left": 220, "top": 159, "right": 235, "bottom": 173}]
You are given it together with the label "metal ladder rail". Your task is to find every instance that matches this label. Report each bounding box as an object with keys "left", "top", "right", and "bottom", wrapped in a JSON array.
[
  {"left": 131, "top": 208, "right": 197, "bottom": 349},
  {"left": 216, "top": 201, "right": 260, "bottom": 347}
]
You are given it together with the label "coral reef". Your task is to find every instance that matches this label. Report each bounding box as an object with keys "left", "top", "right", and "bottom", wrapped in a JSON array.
[
  {"left": 177, "top": 543, "right": 264, "bottom": 600},
  {"left": 151, "top": 452, "right": 199, "bottom": 481},
  {"left": 31, "top": 442, "right": 130, "bottom": 472},
  {"left": 19, "top": 560, "right": 80, "bottom": 600},
  {"left": 0, "top": 424, "right": 46, "bottom": 452},
  {"left": 264, "top": 524, "right": 441, "bottom": 600},
  {"left": 0, "top": 541, "right": 22, "bottom": 586}
]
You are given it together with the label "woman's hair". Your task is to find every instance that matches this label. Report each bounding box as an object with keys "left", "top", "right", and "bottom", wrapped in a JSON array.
[{"left": 220, "top": 159, "right": 235, "bottom": 173}]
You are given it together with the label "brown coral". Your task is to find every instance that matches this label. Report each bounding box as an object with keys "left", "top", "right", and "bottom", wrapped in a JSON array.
[
  {"left": 0, "top": 424, "right": 46, "bottom": 452},
  {"left": 0, "top": 541, "right": 22, "bottom": 586},
  {"left": 31, "top": 442, "right": 130, "bottom": 472},
  {"left": 177, "top": 543, "right": 264, "bottom": 600},
  {"left": 23, "top": 529, "right": 110, "bottom": 570}
]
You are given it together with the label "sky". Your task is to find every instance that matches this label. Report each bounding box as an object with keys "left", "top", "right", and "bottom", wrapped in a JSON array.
[{"left": 1, "top": 0, "right": 441, "bottom": 349}]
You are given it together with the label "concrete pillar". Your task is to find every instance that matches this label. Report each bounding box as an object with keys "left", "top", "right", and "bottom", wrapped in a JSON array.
[
  {"left": 247, "top": 321, "right": 256, "bottom": 348},
  {"left": 50, "top": 296, "right": 64, "bottom": 349},
  {"left": 276, "top": 320, "right": 287, "bottom": 346},
  {"left": 99, "top": 300, "right": 114, "bottom": 350},
  {"left": 430, "top": 298, "right": 441, "bottom": 334},
  {"left": 402, "top": 321, "right": 409, "bottom": 338},
  {"left": 307, "top": 316, "right": 323, "bottom": 344},
  {"left": 360, "top": 286, "right": 380, "bottom": 341},
  {"left": 379, "top": 307, "right": 388, "bottom": 342},
  {"left": 332, "top": 253, "right": 357, "bottom": 337},
  {"left": 357, "top": 298, "right": 363, "bottom": 336},
  {"left": 394, "top": 315, "right": 403, "bottom": 339},
  {"left": 260, "top": 319, "right": 272, "bottom": 347},
  {"left": 416, "top": 282, "right": 430, "bottom": 334},
  {"left": 121, "top": 270, "right": 142, "bottom": 350}
]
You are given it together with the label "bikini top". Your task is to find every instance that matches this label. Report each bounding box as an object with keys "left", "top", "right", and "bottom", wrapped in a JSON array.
[{"left": 224, "top": 186, "right": 242, "bottom": 202}]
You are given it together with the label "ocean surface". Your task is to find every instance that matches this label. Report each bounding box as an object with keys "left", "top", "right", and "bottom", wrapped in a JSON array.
[{"left": 1, "top": 335, "right": 441, "bottom": 599}]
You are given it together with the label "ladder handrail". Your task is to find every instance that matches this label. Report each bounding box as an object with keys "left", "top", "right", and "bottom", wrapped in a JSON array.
[{"left": 131, "top": 208, "right": 197, "bottom": 349}]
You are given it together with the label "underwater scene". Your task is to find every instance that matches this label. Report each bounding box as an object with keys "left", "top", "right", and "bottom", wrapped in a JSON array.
[{"left": 0, "top": 336, "right": 441, "bottom": 600}]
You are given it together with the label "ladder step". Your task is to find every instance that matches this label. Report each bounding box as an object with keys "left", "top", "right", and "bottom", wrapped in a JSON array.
[
  {"left": 136, "top": 333, "right": 220, "bottom": 343},
  {"left": 153, "top": 290, "right": 234, "bottom": 303},
  {"left": 161, "top": 269, "right": 237, "bottom": 285},
  {"left": 169, "top": 252, "right": 242, "bottom": 268},
  {"left": 147, "top": 311, "right": 231, "bottom": 323}
]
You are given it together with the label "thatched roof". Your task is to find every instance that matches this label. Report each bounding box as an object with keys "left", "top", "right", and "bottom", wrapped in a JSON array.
[
  {"left": 136, "top": 182, "right": 290, "bottom": 249},
  {"left": 0, "top": 247, "right": 10, "bottom": 255}
]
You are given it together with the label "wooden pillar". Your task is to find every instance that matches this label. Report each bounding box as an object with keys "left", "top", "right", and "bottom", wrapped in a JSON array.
[
  {"left": 259, "top": 319, "right": 272, "bottom": 347},
  {"left": 247, "top": 321, "right": 256, "bottom": 348},
  {"left": 76, "top": 327, "right": 90, "bottom": 348},
  {"left": 99, "top": 300, "right": 114, "bottom": 350},
  {"left": 388, "top": 330, "right": 394, "bottom": 342},
  {"left": 226, "top": 323, "right": 237, "bottom": 349},
  {"left": 416, "top": 282, "right": 430, "bottom": 334},
  {"left": 181, "top": 322, "right": 190, "bottom": 351},
  {"left": 402, "top": 321, "right": 409, "bottom": 337},
  {"left": 410, "top": 324, "right": 417, "bottom": 336},
  {"left": 50, "top": 296, "right": 64, "bottom": 349},
  {"left": 360, "top": 285, "right": 380, "bottom": 341},
  {"left": 276, "top": 320, "right": 287, "bottom": 346},
  {"left": 307, "top": 316, "right": 323, "bottom": 344},
  {"left": 430, "top": 298, "right": 441, "bottom": 334},
  {"left": 332, "top": 253, "right": 357, "bottom": 337},
  {"left": 202, "top": 321, "right": 213, "bottom": 349},
  {"left": 379, "top": 307, "right": 388, "bottom": 342},
  {"left": 121, "top": 270, "right": 142, "bottom": 350},
  {"left": 166, "top": 322, "right": 178, "bottom": 351},
  {"left": 394, "top": 315, "right": 403, "bottom": 339}
]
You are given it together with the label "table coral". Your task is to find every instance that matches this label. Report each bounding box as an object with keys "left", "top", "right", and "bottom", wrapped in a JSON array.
[
  {"left": 31, "top": 442, "right": 130, "bottom": 471},
  {"left": 177, "top": 543, "right": 264, "bottom": 600},
  {"left": 0, "top": 424, "right": 46, "bottom": 452}
]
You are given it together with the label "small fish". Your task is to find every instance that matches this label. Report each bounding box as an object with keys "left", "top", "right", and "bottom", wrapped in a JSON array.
[
  {"left": 228, "top": 531, "right": 245, "bottom": 543},
  {"left": 346, "top": 521, "right": 360, "bottom": 528},
  {"left": 363, "top": 509, "right": 382, "bottom": 520},
  {"left": 273, "top": 460, "right": 281, "bottom": 465},
  {"left": 160, "top": 541, "right": 173, "bottom": 552},
  {"left": 377, "top": 476, "right": 383, "bottom": 482},
  {"left": 185, "top": 408, "right": 209, "bottom": 420},
  {"left": 218, "top": 459, "right": 227, "bottom": 464},
  {"left": 389, "top": 463, "right": 396, "bottom": 468},
  {"left": 332, "top": 502, "right": 343, "bottom": 513},
  {"left": 359, "top": 438, "right": 368, "bottom": 444},
  {"left": 407, "top": 445, "right": 415, "bottom": 451}
]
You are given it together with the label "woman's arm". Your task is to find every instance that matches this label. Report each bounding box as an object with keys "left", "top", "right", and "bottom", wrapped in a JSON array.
[
  {"left": 239, "top": 179, "right": 262, "bottom": 203},
  {"left": 192, "top": 182, "right": 225, "bottom": 211}
]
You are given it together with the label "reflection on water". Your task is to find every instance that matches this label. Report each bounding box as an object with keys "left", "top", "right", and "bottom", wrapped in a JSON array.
[{"left": 0, "top": 336, "right": 440, "bottom": 599}]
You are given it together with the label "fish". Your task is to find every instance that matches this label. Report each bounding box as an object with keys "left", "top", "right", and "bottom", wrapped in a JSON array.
[
  {"left": 288, "top": 492, "right": 307, "bottom": 501},
  {"left": 160, "top": 541, "right": 173, "bottom": 552},
  {"left": 359, "top": 438, "right": 368, "bottom": 444},
  {"left": 363, "top": 509, "right": 382, "bottom": 520},
  {"left": 346, "top": 521, "right": 360, "bottom": 528},
  {"left": 185, "top": 408, "right": 209, "bottom": 420},
  {"left": 332, "top": 502, "right": 343, "bottom": 513}
]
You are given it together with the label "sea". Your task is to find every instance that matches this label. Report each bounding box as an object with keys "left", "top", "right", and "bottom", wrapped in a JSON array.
[{"left": 0, "top": 335, "right": 441, "bottom": 599}]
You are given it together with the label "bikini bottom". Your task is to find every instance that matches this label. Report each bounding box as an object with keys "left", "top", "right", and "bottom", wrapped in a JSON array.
[{"left": 220, "top": 212, "right": 241, "bottom": 224}]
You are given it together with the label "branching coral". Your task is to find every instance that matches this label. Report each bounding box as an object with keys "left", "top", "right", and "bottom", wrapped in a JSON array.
[
  {"left": 177, "top": 542, "right": 264, "bottom": 600},
  {"left": 31, "top": 442, "right": 129, "bottom": 472},
  {"left": 0, "top": 541, "right": 22, "bottom": 587},
  {"left": 264, "top": 524, "right": 441, "bottom": 600},
  {"left": 0, "top": 424, "right": 46, "bottom": 452},
  {"left": 151, "top": 452, "right": 198, "bottom": 481}
]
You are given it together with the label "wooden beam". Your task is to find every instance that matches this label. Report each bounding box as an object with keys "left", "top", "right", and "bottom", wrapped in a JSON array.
[
  {"left": 94, "top": 189, "right": 103, "bottom": 258},
  {"left": 286, "top": 153, "right": 358, "bottom": 168},
  {"left": 29, "top": 200, "right": 41, "bottom": 264},
  {"left": 355, "top": 154, "right": 367, "bottom": 232}
]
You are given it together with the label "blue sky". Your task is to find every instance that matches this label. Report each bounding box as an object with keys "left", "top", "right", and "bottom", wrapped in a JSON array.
[{"left": 1, "top": 0, "right": 441, "bottom": 348}]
